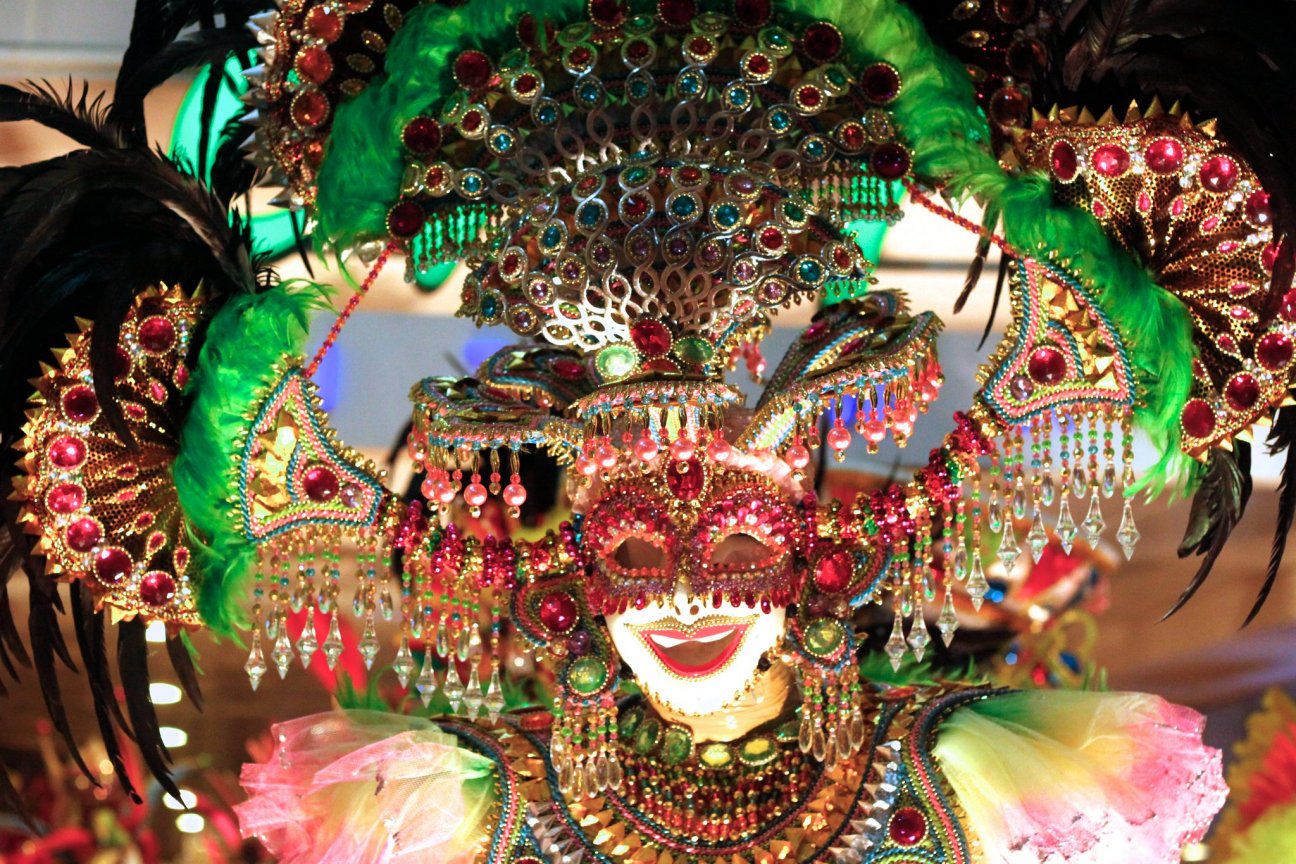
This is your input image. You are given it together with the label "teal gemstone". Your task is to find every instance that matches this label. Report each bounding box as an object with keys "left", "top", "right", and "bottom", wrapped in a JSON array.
[
  {"left": 827, "top": 67, "right": 848, "bottom": 87},
  {"left": 623, "top": 166, "right": 650, "bottom": 185},
  {"left": 481, "top": 295, "right": 500, "bottom": 318},
  {"left": 679, "top": 75, "right": 701, "bottom": 96},
  {"left": 579, "top": 204, "right": 601, "bottom": 227},
  {"left": 629, "top": 80, "right": 651, "bottom": 99},
  {"left": 729, "top": 86, "right": 749, "bottom": 106},
  {"left": 671, "top": 195, "right": 697, "bottom": 218},
  {"left": 806, "top": 140, "right": 826, "bottom": 158},
  {"left": 578, "top": 82, "right": 600, "bottom": 103},
  {"left": 714, "top": 202, "right": 740, "bottom": 227},
  {"left": 462, "top": 174, "right": 483, "bottom": 193},
  {"left": 542, "top": 225, "right": 563, "bottom": 247},
  {"left": 537, "top": 105, "right": 558, "bottom": 124},
  {"left": 492, "top": 133, "right": 512, "bottom": 152},
  {"left": 770, "top": 111, "right": 791, "bottom": 132},
  {"left": 799, "top": 260, "right": 823, "bottom": 282},
  {"left": 766, "top": 31, "right": 788, "bottom": 47}
]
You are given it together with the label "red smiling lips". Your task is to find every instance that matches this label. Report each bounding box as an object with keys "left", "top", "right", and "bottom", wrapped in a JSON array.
[{"left": 637, "top": 622, "right": 750, "bottom": 678}]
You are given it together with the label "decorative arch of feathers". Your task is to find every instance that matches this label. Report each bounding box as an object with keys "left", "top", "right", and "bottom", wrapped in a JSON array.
[{"left": 1, "top": 0, "right": 1296, "bottom": 814}]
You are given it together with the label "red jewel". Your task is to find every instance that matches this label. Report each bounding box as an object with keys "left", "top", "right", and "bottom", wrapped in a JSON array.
[
  {"left": 759, "top": 225, "right": 785, "bottom": 251},
  {"left": 833, "top": 246, "right": 853, "bottom": 269},
  {"left": 138, "top": 315, "right": 176, "bottom": 353},
  {"left": 291, "top": 90, "right": 330, "bottom": 128},
  {"left": 454, "top": 50, "right": 494, "bottom": 90},
  {"left": 517, "top": 13, "right": 538, "bottom": 47},
  {"left": 140, "top": 571, "right": 176, "bottom": 607},
  {"left": 1091, "top": 144, "right": 1130, "bottom": 177},
  {"left": 538, "top": 591, "right": 578, "bottom": 632},
  {"left": 871, "top": 143, "right": 910, "bottom": 180},
  {"left": 425, "top": 166, "right": 446, "bottom": 189},
  {"left": 460, "top": 110, "right": 484, "bottom": 133},
  {"left": 47, "top": 483, "right": 85, "bottom": 514},
  {"left": 746, "top": 53, "right": 771, "bottom": 76},
  {"left": 813, "top": 549, "right": 853, "bottom": 593},
  {"left": 859, "top": 63, "right": 901, "bottom": 103},
  {"left": 113, "top": 347, "right": 132, "bottom": 380},
  {"left": 1245, "top": 190, "right": 1273, "bottom": 227},
  {"left": 679, "top": 166, "right": 703, "bottom": 185},
  {"left": 553, "top": 358, "right": 585, "bottom": 379},
  {"left": 514, "top": 73, "right": 539, "bottom": 94},
  {"left": 626, "top": 39, "right": 652, "bottom": 62},
  {"left": 62, "top": 386, "right": 99, "bottom": 423},
  {"left": 797, "top": 85, "right": 822, "bottom": 109},
  {"left": 657, "top": 0, "right": 696, "bottom": 27},
  {"left": 305, "top": 6, "right": 343, "bottom": 42},
  {"left": 1258, "top": 332, "right": 1293, "bottom": 370},
  {"left": 1027, "top": 345, "right": 1066, "bottom": 384},
  {"left": 48, "top": 435, "right": 87, "bottom": 469},
  {"left": 802, "top": 319, "right": 828, "bottom": 342},
  {"left": 801, "top": 23, "right": 843, "bottom": 61},
  {"left": 387, "top": 201, "right": 425, "bottom": 237},
  {"left": 1266, "top": 244, "right": 1282, "bottom": 274},
  {"left": 733, "top": 0, "right": 772, "bottom": 26},
  {"left": 568, "top": 46, "right": 593, "bottom": 67},
  {"left": 1006, "top": 37, "right": 1046, "bottom": 77},
  {"left": 94, "top": 547, "right": 132, "bottom": 585},
  {"left": 296, "top": 46, "right": 334, "bottom": 84},
  {"left": 1144, "top": 137, "right": 1184, "bottom": 173},
  {"left": 688, "top": 36, "right": 712, "bottom": 56},
  {"left": 666, "top": 456, "right": 704, "bottom": 500},
  {"left": 1181, "top": 399, "right": 1216, "bottom": 438},
  {"left": 1200, "top": 155, "right": 1239, "bottom": 193},
  {"left": 631, "top": 320, "right": 672, "bottom": 355},
  {"left": 987, "top": 85, "right": 1028, "bottom": 127},
  {"left": 1225, "top": 373, "right": 1261, "bottom": 412},
  {"left": 1050, "top": 140, "right": 1078, "bottom": 181},
  {"left": 65, "top": 517, "right": 102, "bottom": 553},
  {"left": 590, "top": 0, "right": 627, "bottom": 26},
  {"left": 303, "top": 466, "right": 341, "bottom": 502},
  {"left": 402, "top": 117, "right": 442, "bottom": 154},
  {"left": 889, "top": 807, "right": 926, "bottom": 846},
  {"left": 839, "top": 123, "right": 865, "bottom": 150}
]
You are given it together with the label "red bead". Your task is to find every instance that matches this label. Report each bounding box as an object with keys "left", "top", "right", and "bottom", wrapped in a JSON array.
[
  {"left": 1027, "top": 346, "right": 1066, "bottom": 384},
  {"left": 94, "top": 547, "right": 132, "bottom": 585},
  {"left": 552, "top": 358, "right": 585, "bottom": 379},
  {"left": 1245, "top": 190, "right": 1272, "bottom": 227},
  {"left": 538, "top": 591, "right": 578, "bottom": 632},
  {"left": 666, "top": 456, "right": 704, "bottom": 500},
  {"left": 987, "top": 86, "right": 1028, "bottom": 127},
  {"left": 796, "top": 85, "right": 822, "bottom": 109},
  {"left": 1258, "top": 332, "right": 1293, "bottom": 370},
  {"left": 138, "top": 315, "right": 176, "bottom": 353},
  {"left": 1200, "top": 155, "right": 1239, "bottom": 193},
  {"left": 813, "top": 549, "right": 853, "bottom": 594},
  {"left": 624, "top": 193, "right": 651, "bottom": 219},
  {"left": 454, "top": 50, "right": 494, "bottom": 90},
  {"left": 801, "top": 23, "right": 842, "bottom": 61},
  {"left": 1181, "top": 399, "right": 1216, "bottom": 438},
  {"left": 303, "top": 466, "right": 340, "bottom": 502},
  {"left": 140, "top": 571, "right": 176, "bottom": 607},
  {"left": 590, "top": 0, "right": 627, "bottom": 26},
  {"left": 296, "top": 46, "right": 334, "bottom": 84},
  {"left": 402, "top": 117, "right": 442, "bottom": 154},
  {"left": 62, "top": 386, "right": 99, "bottom": 423},
  {"left": 514, "top": 73, "right": 539, "bottom": 95},
  {"left": 759, "top": 226, "right": 785, "bottom": 251},
  {"left": 839, "top": 123, "right": 865, "bottom": 150},
  {"left": 631, "top": 320, "right": 672, "bottom": 355},
  {"left": 733, "top": 0, "right": 772, "bottom": 27},
  {"left": 47, "top": 483, "right": 85, "bottom": 514},
  {"left": 1225, "top": 373, "right": 1261, "bottom": 411},
  {"left": 305, "top": 6, "right": 342, "bottom": 42},
  {"left": 1144, "top": 138, "right": 1185, "bottom": 173},
  {"left": 889, "top": 807, "right": 926, "bottom": 846},
  {"left": 871, "top": 143, "right": 910, "bottom": 180},
  {"left": 1050, "top": 140, "right": 1078, "bottom": 181},
  {"left": 291, "top": 90, "right": 330, "bottom": 127},
  {"left": 657, "top": 0, "right": 696, "bottom": 27},
  {"left": 65, "top": 517, "right": 101, "bottom": 553},
  {"left": 1091, "top": 144, "right": 1130, "bottom": 177},
  {"left": 746, "top": 53, "right": 771, "bottom": 76},
  {"left": 859, "top": 63, "right": 900, "bottom": 103},
  {"left": 48, "top": 435, "right": 87, "bottom": 469},
  {"left": 387, "top": 201, "right": 424, "bottom": 237}
]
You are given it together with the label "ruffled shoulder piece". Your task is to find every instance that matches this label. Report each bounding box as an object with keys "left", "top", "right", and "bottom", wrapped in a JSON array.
[{"left": 931, "top": 690, "right": 1227, "bottom": 863}]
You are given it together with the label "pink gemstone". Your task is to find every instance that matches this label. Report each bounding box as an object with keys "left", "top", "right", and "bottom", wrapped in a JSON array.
[
  {"left": 303, "top": 466, "right": 340, "bottom": 502},
  {"left": 94, "top": 547, "right": 132, "bottom": 585},
  {"left": 1144, "top": 138, "right": 1184, "bottom": 173},
  {"left": 138, "top": 316, "right": 176, "bottom": 353},
  {"left": 454, "top": 50, "right": 493, "bottom": 90},
  {"left": 1181, "top": 399, "right": 1216, "bottom": 438},
  {"left": 47, "top": 483, "right": 85, "bottom": 514},
  {"left": 1137, "top": 192, "right": 1152, "bottom": 212},
  {"left": 631, "top": 320, "right": 672, "bottom": 355},
  {"left": 503, "top": 482, "right": 527, "bottom": 507},
  {"left": 1201, "top": 215, "right": 1221, "bottom": 233},
  {"left": 538, "top": 591, "right": 577, "bottom": 632},
  {"left": 48, "top": 435, "right": 87, "bottom": 469},
  {"left": 552, "top": 358, "right": 585, "bottom": 379},
  {"left": 140, "top": 571, "right": 176, "bottom": 607},
  {"left": 1092, "top": 200, "right": 1107, "bottom": 219},
  {"left": 1090, "top": 144, "right": 1130, "bottom": 177},
  {"left": 826, "top": 424, "right": 851, "bottom": 451},
  {"left": 1200, "top": 155, "right": 1239, "bottom": 193},
  {"left": 1225, "top": 373, "right": 1261, "bottom": 411},
  {"left": 1050, "top": 140, "right": 1078, "bottom": 181},
  {"left": 65, "top": 517, "right": 101, "bottom": 552},
  {"left": 890, "top": 807, "right": 926, "bottom": 846},
  {"left": 785, "top": 442, "right": 810, "bottom": 469},
  {"left": 1258, "top": 332, "right": 1294, "bottom": 370},
  {"left": 1245, "top": 190, "right": 1272, "bottom": 227},
  {"left": 62, "top": 386, "right": 99, "bottom": 423},
  {"left": 1171, "top": 196, "right": 1187, "bottom": 216},
  {"left": 666, "top": 456, "right": 704, "bottom": 500},
  {"left": 814, "top": 549, "right": 853, "bottom": 593},
  {"left": 1028, "top": 346, "right": 1066, "bottom": 384},
  {"left": 464, "top": 482, "right": 489, "bottom": 507}
]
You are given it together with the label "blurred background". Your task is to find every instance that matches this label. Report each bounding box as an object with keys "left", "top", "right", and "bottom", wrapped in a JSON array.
[{"left": 2, "top": 2, "right": 1294, "bottom": 862}]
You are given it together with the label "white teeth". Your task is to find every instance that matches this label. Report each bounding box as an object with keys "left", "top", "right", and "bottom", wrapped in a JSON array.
[{"left": 648, "top": 627, "right": 734, "bottom": 649}]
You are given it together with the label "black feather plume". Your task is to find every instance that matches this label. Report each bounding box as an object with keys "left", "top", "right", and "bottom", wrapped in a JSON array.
[
  {"left": 166, "top": 631, "right": 205, "bottom": 711},
  {"left": 71, "top": 582, "right": 141, "bottom": 803},
  {"left": 1249, "top": 408, "right": 1296, "bottom": 624},
  {"left": 117, "top": 618, "right": 182, "bottom": 801},
  {"left": 1165, "top": 443, "right": 1253, "bottom": 618}
]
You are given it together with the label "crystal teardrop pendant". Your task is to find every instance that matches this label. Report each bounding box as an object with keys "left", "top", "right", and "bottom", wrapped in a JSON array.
[
  {"left": 322, "top": 612, "right": 344, "bottom": 670},
  {"left": 462, "top": 664, "right": 485, "bottom": 718},
  {"left": 443, "top": 662, "right": 467, "bottom": 713},
  {"left": 455, "top": 626, "right": 471, "bottom": 662},
  {"left": 907, "top": 617, "right": 930, "bottom": 663},
  {"left": 1012, "top": 477, "right": 1027, "bottom": 520},
  {"left": 358, "top": 614, "right": 380, "bottom": 670},
  {"left": 1102, "top": 463, "right": 1117, "bottom": 498},
  {"left": 988, "top": 496, "right": 1003, "bottom": 532},
  {"left": 997, "top": 518, "right": 1020, "bottom": 571},
  {"left": 885, "top": 609, "right": 908, "bottom": 671},
  {"left": 967, "top": 553, "right": 989, "bottom": 610},
  {"left": 608, "top": 754, "right": 624, "bottom": 790},
  {"left": 392, "top": 636, "right": 416, "bottom": 688},
  {"left": 1083, "top": 491, "right": 1105, "bottom": 546},
  {"left": 244, "top": 631, "right": 267, "bottom": 691},
  {"left": 1056, "top": 496, "right": 1077, "bottom": 554},
  {"left": 484, "top": 668, "right": 507, "bottom": 722},
  {"left": 1041, "top": 473, "right": 1056, "bottom": 506},
  {"left": 271, "top": 626, "right": 293, "bottom": 679},
  {"left": 435, "top": 617, "right": 450, "bottom": 658},
  {"left": 1116, "top": 499, "right": 1140, "bottom": 560},
  {"left": 415, "top": 654, "right": 438, "bottom": 707},
  {"left": 953, "top": 545, "right": 969, "bottom": 581},
  {"left": 296, "top": 618, "right": 318, "bottom": 670},
  {"left": 1071, "top": 465, "right": 1088, "bottom": 499},
  {"left": 1028, "top": 510, "right": 1049, "bottom": 563},
  {"left": 379, "top": 587, "right": 395, "bottom": 621},
  {"left": 937, "top": 589, "right": 959, "bottom": 646}
]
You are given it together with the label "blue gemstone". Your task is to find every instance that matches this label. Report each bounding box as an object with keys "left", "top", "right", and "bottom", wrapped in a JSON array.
[
  {"left": 537, "top": 105, "right": 558, "bottom": 124},
  {"left": 680, "top": 75, "right": 700, "bottom": 96},
  {"left": 492, "top": 133, "right": 512, "bottom": 151},
  {"left": 481, "top": 295, "right": 499, "bottom": 317},
  {"left": 462, "top": 175, "right": 483, "bottom": 193},
  {"left": 806, "top": 140, "right": 826, "bottom": 158},
  {"left": 770, "top": 111, "right": 791, "bottom": 132},
  {"left": 714, "top": 202, "right": 740, "bottom": 227},
  {"left": 542, "top": 226, "right": 563, "bottom": 247},
  {"left": 729, "top": 87, "right": 748, "bottom": 106},
  {"left": 798, "top": 260, "right": 823, "bottom": 282},
  {"left": 671, "top": 196, "right": 697, "bottom": 218},
  {"left": 579, "top": 204, "right": 601, "bottom": 227}
]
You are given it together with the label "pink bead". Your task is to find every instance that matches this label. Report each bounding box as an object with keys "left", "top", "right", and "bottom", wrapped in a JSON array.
[
  {"left": 503, "top": 483, "right": 528, "bottom": 507},
  {"left": 785, "top": 442, "right": 811, "bottom": 469},
  {"left": 706, "top": 435, "right": 732, "bottom": 463},
  {"left": 464, "top": 482, "right": 489, "bottom": 507},
  {"left": 434, "top": 480, "right": 456, "bottom": 504},
  {"left": 576, "top": 455, "right": 598, "bottom": 476},
  {"left": 595, "top": 443, "right": 619, "bottom": 469},
  {"left": 826, "top": 424, "right": 851, "bottom": 452},
  {"left": 863, "top": 419, "right": 887, "bottom": 444},
  {"left": 421, "top": 477, "right": 438, "bottom": 499},
  {"left": 634, "top": 434, "right": 659, "bottom": 462},
  {"left": 670, "top": 436, "right": 696, "bottom": 461}
]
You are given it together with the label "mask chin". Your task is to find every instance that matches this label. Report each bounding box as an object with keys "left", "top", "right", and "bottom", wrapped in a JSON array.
[{"left": 605, "top": 592, "right": 787, "bottom": 717}]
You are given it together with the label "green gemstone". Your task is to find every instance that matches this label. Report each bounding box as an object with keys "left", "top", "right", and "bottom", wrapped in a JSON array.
[
  {"left": 738, "top": 735, "right": 778, "bottom": 767},
  {"left": 674, "top": 336, "right": 714, "bottom": 365},
  {"left": 698, "top": 742, "right": 734, "bottom": 769},
  {"left": 595, "top": 344, "right": 638, "bottom": 380},
  {"left": 634, "top": 718, "right": 662, "bottom": 754},
  {"left": 798, "top": 260, "right": 823, "bottom": 282},
  {"left": 661, "top": 725, "right": 693, "bottom": 766},
  {"left": 804, "top": 618, "right": 846, "bottom": 657},
  {"left": 775, "top": 720, "right": 801, "bottom": 743},
  {"left": 619, "top": 705, "right": 645, "bottom": 738},
  {"left": 566, "top": 656, "right": 607, "bottom": 694},
  {"left": 623, "top": 166, "right": 650, "bottom": 186},
  {"left": 783, "top": 202, "right": 805, "bottom": 221}
]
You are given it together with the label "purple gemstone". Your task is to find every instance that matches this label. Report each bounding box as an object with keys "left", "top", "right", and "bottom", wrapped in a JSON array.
[{"left": 566, "top": 629, "right": 592, "bottom": 656}]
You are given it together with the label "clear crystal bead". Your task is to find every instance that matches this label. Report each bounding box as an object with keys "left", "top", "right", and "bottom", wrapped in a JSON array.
[
  {"left": 1028, "top": 510, "right": 1049, "bottom": 563},
  {"left": 900, "top": 593, "right": 913, "bottom": 618},
  {"left": 1012, "top": 477, "right": 1027, "bottom": 520},
  {"left": 415, "top": 654, "right": 438, "bottom": 707},
  {"left": 435, "top": 618, "right": 449, "bottom": 658},
  {"left": 583, "top": 758, "right": 599, "bottom": 797},
  {"left": 1102, "top": 463, "right": 1117, "bottom": 498},
  {"left": 1056, "top": 497, "right": 1078, "bottom": 554},
  {"left": 317, "top": 587, "right": 332, "bottom": 614},
  {"left": 296, "top": 619, "right": 318, "bottom": 670},
  {"left": 608, "top": 754, "right": 624, "bottom": 790},
  {"left": 264, "top": 614, "right": 278, "bottom": 640},
  {"left": 392, "top": 636, "right": 416, "bottom": 688},
  {"left": 455, "top": 627, "right": 472, "bottom": 662},
  {"left": 811, "top": 725, "right": 828, "bottom": 762},
  {"left": 937, "top": 589, "right": 959, "bottom": 646},
  {"left": 1040, "top": 473, "right": 1056, "bottom": 506},
  {"left": 953, "top": 545, "right": 969, "bottom": 581},
  {"left": 967, "top": 553, "right": 989, "bottom": 611},
  {"left": 462, "top": 665, "right": 485, "bottom": 718},
  {"left": 271, "top": 626, "right": 293, "bottom": 679},
  {"left": 798, "top": 716, "right": 813, "bottom": 753},
  {"left": 351, "top": 585, "right": 364, "bottom": 617},
  {"left": 379, "top": 587, "right": 395, "bottom": 622},
  {"left": 289, "top": 589, "right": 305, "bottom": 614},
  {"left": 484, "top": 669, "right": 507, "bottom": 723},
  {"left": 443, "top": 662, "right": 466, "bottom": 713},
  {"left": 997, "top": 519, "right": 1020, "bottom": 571},
  {"left": 1123, "top": 463, "right": 1136, "bottom": 488},
  {"left": 322, "top": 613, "right": 344, "bottom": 670},
  {"left": 358, "top": 614, "right": 380, "bottom": 670},
  {"left": 595, "top": 752, "right": 611, "bottom": 791},
  {"left": 1083, "top": 491, "right": 1105, "bottom": 546},
  {"left": 988, "top": 496, "right": 1003, "bottom": 532},
  {"left": 1117, "top": 499, "right": 1140, "bottom": 560},
  {"left": 1071, "top": 465, "right": 1088, "bottom": 498},
  {"left": 244, "top": 631, "right": 267, "bottom": 691},
  {"left": 885, "top": 610, "right": 908, "bottom": 671},
  {"left": 907, "top": 618, "right": 930, "bottom": 662},
  {"left": 848, "top": 709, "right": 865, "bottom": 750}
]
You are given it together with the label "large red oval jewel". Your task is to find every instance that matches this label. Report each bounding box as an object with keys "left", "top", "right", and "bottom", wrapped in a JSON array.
[
  {"left": 871, "top": 143, "right": 910, "bottom": 180},
  {"left": 305, "top": 6, "right": 343, "bottom": 42},
  {"left": 1144, "top": 137, "right": 1184, "bottom": 173},
  {"left": 859, "top": 63, "right": 900, "bottom": 103},
  {"left": 402, "top": 117, "right": 442, "bottom": 155},
  {"left": 630, "top": 320, "right": 672, "bottom": 355},
  {"left": 138, "top": 315, "right": 176, "bottom": 353},
  {"left": 889, "top": 807, "right": 926, "bottom": 846},
  {"left": 47, "top": 483, "right": 85, "bottom": 514},
  {"left": 95, "top": 547, "right": 132, "bottom": 585},
  {"left": 802, "top": 23, "right": 843, "bottom": 62},
  {"left": 63, "top": 386, "right": 99, "bottom": 423},
  {"left": 1200, "top": 155, "right": 1239, "bottom": 193},
  {"left": 813, "top": 549, "right": 853, "bottom": 594},
  {"left": 1091, "top": 144, "right": 1130, "bottom": 177},
  {"left": 1027, "top": 346, "right": 1066, "bottom": 384},
  {"left": 454, "top": 50, "right": 494, "bottom": 90},
  {"left": 48, "top": 435, "right": 87, "bottom": 469},
  {"left": 657, "top": 0, "right": 696, "bottom": 27},
  {"left": 387, "top": 201, "right": 425, "bottom": 237},
  {"left": 140, "top": 571, "right": 177, "bottom": 607},
  {"left": 1258, "top": 332, "right": 1294, "bottom": 370},
  {"left": 65, "top": 517, "right": 102, "bottom": 553},
  {"left": 666, "top": 456, "right": 704, "bottom": 500},
  {"left": 538, "top": 591, "right": 578, "bottom": 633},
  {"left": 1050, "top": 140, "right": 1078, "bottom": 181},
  {"left": 303, "top": 466, "right": 341, "bottom": 502},
  {"left": 1181, "top": 399, "right": 1216, "bottom": 438},
  {"left": 1225, "top": 373, "right": 1261, "bottom": 412},
  {"left": 291, "top": 90, "right": 330, "bottom": 128},
  {"left": 1245, "top": 191, "right": 1273, "bottom": 227},
  {"left": 296, "top": 46, "right": 334, "bottom": 84}
]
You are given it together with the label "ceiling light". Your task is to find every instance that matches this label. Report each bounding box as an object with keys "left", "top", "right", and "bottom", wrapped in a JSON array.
[{"left": 149, "top": 683, "right": 181, "bottom": 705}]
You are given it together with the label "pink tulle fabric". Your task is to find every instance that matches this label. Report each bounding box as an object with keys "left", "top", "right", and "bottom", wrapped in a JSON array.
[
  {"left": 236, "top": 711, "right": 493, "bottom": 864},
  {"left": 933, "top": 690, "right": 1228, "bottom": 863}
]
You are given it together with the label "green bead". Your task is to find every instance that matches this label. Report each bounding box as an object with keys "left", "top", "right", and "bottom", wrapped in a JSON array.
[{"left": 566, "top": 656, "right": 607, "bottom": 694}]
